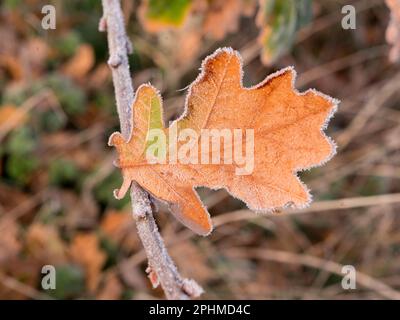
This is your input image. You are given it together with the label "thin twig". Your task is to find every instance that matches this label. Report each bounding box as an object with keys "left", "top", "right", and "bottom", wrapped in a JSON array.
[
  {"left": 225, "top": 248, "right": 400, "bottom": 300},
  {"left": 122, "top": 192, "right": 400, "bottom": 269},
  {"left": 297, "top": 45, "right": 388, "bottom": 88},
  {"left": 100, "top": 0, "right": 202, "bottom": 299},
  {"left": 336, "top": 72, "right": 400, "bottom": 149},
  {"left": 0, "top": 272, "right": 53, "bottom": 300}
]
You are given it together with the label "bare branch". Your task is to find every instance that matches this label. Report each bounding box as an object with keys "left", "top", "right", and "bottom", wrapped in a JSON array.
[{"left": 100, "top": 0, "right": 202, "bottom": 300}]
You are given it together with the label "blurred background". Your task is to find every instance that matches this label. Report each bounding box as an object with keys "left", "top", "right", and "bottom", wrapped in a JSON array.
[{"left": 1, "top": 0, "right": 400, "bottom": 299}]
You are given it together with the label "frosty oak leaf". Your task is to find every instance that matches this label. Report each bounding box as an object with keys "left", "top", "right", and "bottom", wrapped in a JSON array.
[{"left": 109, "top": 47, "right": 338, "bottom": 236}]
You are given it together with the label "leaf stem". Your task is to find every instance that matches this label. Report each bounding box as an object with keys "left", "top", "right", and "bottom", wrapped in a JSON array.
[{"left": 100, "top": 0, "right": 203, "bottom": 300}]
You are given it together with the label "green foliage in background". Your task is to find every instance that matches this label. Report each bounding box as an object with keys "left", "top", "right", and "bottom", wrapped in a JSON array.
[
  {"left": 45, "top": 74, "right": 87, "bottom": 116},
  {"left": 94, "top": 171, "right": 130, "bottom": 209},
  {"left": 3, "top": 74, "right": 86, "bottom": 117},
  {"left": 49, "top": 159, "right": 80, "bottom": 187},
  {"left": 259, "top": 0, "right": 312, "bottom": 64},
  {"left": 48, "top": 265, "right": 85, "bottom": 299},
  {"left": 54, "top": 31, "right": 82, "bottom": 58},
  {"left": 4, "top": 128, "right": 39, "bottom": 186}
]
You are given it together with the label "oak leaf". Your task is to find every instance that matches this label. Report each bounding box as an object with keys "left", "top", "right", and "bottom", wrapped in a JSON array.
[{"left": 109, "top": 48, "right": 337, "bottom": 236}]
